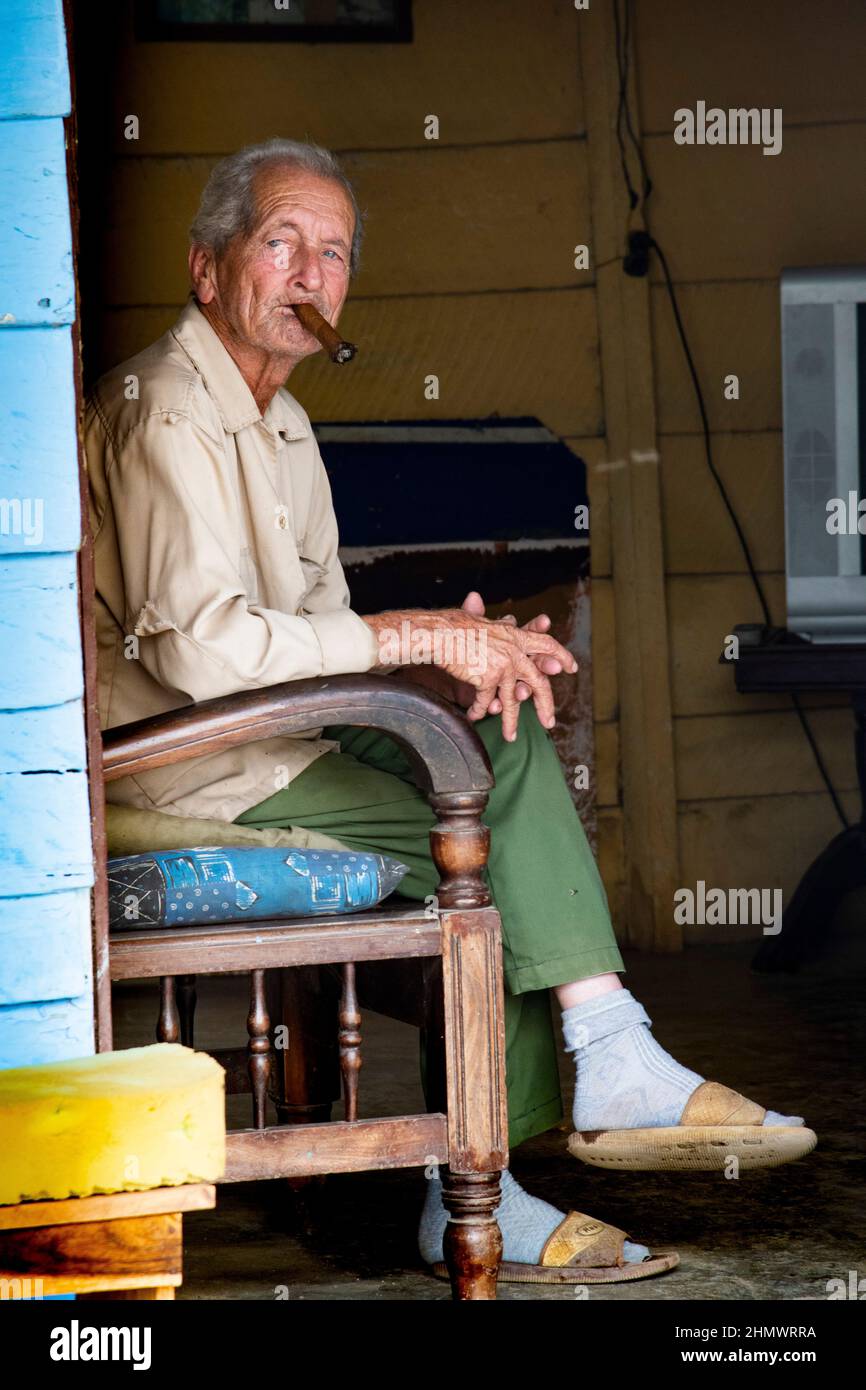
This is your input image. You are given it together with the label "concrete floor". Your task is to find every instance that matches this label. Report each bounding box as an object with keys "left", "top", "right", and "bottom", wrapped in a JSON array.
[{"left": 113, "top": 920, "right": 866, "bottom": 1301}]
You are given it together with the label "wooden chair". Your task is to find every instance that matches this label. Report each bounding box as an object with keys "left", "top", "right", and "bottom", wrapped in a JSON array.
[{"left": 104, "top": 674, "right": 508, "bottom": 1300}]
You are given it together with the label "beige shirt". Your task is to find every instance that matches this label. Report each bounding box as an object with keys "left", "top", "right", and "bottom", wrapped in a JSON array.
[{"left": 85, "top": 295, "right": 380, "bottom": 823}]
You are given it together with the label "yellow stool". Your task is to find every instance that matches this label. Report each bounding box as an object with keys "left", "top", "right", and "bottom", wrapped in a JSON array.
[{"left": 0, "top": 1043, "right": 225, "bottom": 1300}]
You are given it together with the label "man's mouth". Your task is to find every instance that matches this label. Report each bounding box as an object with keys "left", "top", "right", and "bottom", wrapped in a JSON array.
[{"left": 277, "top": 302, "right": 327, "bottom": 319}]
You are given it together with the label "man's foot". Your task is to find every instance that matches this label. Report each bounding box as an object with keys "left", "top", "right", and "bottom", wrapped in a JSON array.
[
  {"left": 562, "top": 990, "right": 817, "bottom": 1171},
  {"left": 418, "top": 1170, "right": 678, "bottom": 1283}
]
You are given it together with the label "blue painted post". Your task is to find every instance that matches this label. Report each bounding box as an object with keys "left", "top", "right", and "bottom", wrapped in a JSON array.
[{"left": 0, "top": 0, "right": 95, "bottom": 1068}]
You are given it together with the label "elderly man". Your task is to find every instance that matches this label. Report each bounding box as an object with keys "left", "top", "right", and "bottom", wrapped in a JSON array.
[{"left": 86, "top": 139, "right": 814, "bottom": 1286}]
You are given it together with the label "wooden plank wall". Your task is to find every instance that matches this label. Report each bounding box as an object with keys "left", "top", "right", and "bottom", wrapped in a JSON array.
[
  {"left": 72, "top": 0, "right": 864, "bottom": 946},
  {"left": 634, "top": 0, "right": 864, "bottom": 939},
  {"left": 0, "top": 0, "right": 94, "bottom": 1064},
  {"left": 74, "top": 1, "right": 628, "bottom": 921}
]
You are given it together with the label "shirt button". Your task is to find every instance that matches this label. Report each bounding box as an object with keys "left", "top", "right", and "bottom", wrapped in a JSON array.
[{"left": 277, "top": 513, "right": 288, "bottom": 529}]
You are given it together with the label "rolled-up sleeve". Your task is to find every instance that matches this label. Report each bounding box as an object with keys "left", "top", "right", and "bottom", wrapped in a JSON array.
[{"left": 108, "top": 411, "right": 379, "bottom": 702}]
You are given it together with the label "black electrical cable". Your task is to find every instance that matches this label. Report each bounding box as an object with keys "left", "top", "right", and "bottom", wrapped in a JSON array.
[
  {"left": 649, "top": 236, "right": 772, "bottom": 628},
  {"left": 651, "top": 237, "right": 849, "bottom": 830},
  {"left": 791, "top": 693, "right": 850, "bottom": 827},
  {"left": 612, "top": 0, "right": 639, "bottom": 209},
  {"left": 612, "top": 0, "right": 850, "bottom": 831},
  {"left": 614, "top": 0, "right": 652, "bottom": 207}
]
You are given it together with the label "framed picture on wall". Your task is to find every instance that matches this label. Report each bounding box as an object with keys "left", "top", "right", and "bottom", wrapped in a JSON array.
[{"left": 135, "top": 0, "right": 413, "bottom": 42}]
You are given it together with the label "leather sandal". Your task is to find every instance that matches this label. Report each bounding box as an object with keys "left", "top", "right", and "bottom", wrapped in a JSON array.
[
  {"left": 568, "top": 1081, "right": 818, "bottom": 1171},
  {"left": 427, "top": 1211, "right": 679, "bottom": 1284}
]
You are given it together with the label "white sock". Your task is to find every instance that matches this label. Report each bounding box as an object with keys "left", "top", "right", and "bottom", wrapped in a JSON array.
[
  {"left": 562, "top": 989, "right": 804, "bottom": 1130},
  {"left": 417, "top": 1168, "right": 649, "bottom": 1265}
]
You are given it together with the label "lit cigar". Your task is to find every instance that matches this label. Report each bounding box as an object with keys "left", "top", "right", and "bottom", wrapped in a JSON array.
[{"left": 292, "top": 301, "right": 357, "bottom": 364}]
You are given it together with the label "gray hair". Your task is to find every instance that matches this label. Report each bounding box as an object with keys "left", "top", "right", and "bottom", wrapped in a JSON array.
[{"left": 189, "top": 138, "right": 365, "bottom": 276}]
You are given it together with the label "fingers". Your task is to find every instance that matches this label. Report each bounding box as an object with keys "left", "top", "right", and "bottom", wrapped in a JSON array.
[
  {"left": 459, "top": 606, "right": 555, "bottom": 637},
  {"left": 497, "top": 676, "right": 522, "bottom": 742},
  {"left": 536, "top": 655, "right": 564, "bottom": 675},
  {"left": 466, "top": 666, "right": 522, "bottom": 727},
  {"left": 520, "top": 615, "right": 563, "bottom": 674},
  {"left": 464, "top": 675, "right": 545, "bottom": 730},
  {"left": 464, "top": 597, "right": 547, "bottom": 632},
  {"left": 518, "top": 614, "right": 574, "bottom": 677},
  {"left": 438, "top": 609, "right": 573, "bottom": 734},
  {"left": 469, "top": 685, "right": 528, "bottom": 720},
  {"left": 465, "top": 678, "right": 498, "bottom": 723},
  {"left": 461, "top": 590, "right": 486, "bottom": 617},
  {"left": 514, "top": 655, "right": 557, "bottom": 730},
  {"left": 520, "top": 615, "right": 566, "bottom": 676},
  {"left": 518, "top": 628, "right": 578, "bottom": 674}
]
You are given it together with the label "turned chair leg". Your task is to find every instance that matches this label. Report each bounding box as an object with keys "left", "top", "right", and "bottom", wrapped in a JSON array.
[
  {"left": 260, "top": 967, "right": 341, "bottom": 1209},
  {"left": 429, "top": 789, "right": 509, "bottom": 1301},
  {"left": 441, "top": 1168, "right": 503, "bottom": 1299},
  {"left": 177, "top": 974, "right": 197, "bottom": 1047},
  {"left": 265, "top": 966, "right": 340, "bottom": 1126}
]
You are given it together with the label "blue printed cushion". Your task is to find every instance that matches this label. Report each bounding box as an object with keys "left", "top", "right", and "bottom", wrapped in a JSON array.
[{"left": 108, "top": 847, "right": 408, "bottom": 930}]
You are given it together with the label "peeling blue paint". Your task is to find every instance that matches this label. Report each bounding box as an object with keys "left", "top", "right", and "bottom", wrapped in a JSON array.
[
  {"left": 0, "top": 1, "right": 71, "bottom": 122},
  {"left": 0, "top": 117, "right": 74, "bottom": 326},
  {"left": 0, "top": 0, "right": 94, "bottom": 1068}
]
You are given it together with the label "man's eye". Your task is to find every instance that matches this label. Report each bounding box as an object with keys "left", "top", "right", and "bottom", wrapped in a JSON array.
[
  {"left": 323, "top": 248, "right": 343, "bottom": 261},
  {"left": 266, "top": 239, "right": 284, "bottom": 249}
]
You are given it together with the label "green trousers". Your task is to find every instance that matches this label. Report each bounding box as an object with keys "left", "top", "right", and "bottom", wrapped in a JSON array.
[{"left": 235, "top": 709, "right": 625, "bottom": 1149}]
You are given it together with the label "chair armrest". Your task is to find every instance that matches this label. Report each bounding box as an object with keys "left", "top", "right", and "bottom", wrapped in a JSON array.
[{"left": 102, "top": 674, "right": 493, "bottom": 799}]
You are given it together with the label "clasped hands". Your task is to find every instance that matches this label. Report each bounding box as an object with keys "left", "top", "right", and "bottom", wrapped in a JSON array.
[{"left": 364, "top": 590, "right": 578, "bottom": 742}]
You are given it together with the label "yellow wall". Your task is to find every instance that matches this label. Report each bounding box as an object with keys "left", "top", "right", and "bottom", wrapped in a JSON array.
[{"left": 73, "top": 0, "right": 865, "bottom": 944}]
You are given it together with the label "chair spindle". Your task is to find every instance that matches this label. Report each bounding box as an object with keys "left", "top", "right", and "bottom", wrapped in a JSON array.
[
  {"left": 177, "top": 974, "right": 197, "bottom": 1047},
  {"left": 247, "top": 969, "right": 271, "bottom": 1130},
  {"left": 157, "top": 976, "right": 180, "bottom": 1043},
  {"left": 338, "top": 963, "right": 362, "bottom": 1122}
]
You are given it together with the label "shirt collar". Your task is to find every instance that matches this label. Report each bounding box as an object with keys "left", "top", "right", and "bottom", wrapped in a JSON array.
[{"left": 170, "top": 294, "right": 310, "bottom": 443}]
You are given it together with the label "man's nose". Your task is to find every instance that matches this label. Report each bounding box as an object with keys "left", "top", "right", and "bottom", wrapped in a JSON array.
[{"left": 289, "top": 239, "right": 324, "bottom": 293}]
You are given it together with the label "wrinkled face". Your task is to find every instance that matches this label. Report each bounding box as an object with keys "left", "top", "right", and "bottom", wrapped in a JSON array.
[{"left": 209, "top": 163, "right": 355, "bottom": 358}]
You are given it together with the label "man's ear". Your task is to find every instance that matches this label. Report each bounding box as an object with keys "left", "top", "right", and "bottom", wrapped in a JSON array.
[{"left": 189, "top": 243, "right": 217, "bottom": 304}]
